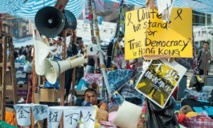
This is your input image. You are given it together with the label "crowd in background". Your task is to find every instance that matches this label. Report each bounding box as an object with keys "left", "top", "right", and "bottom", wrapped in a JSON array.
[{"left": 14, "top": 45, "right": 33, "bottom": 62}]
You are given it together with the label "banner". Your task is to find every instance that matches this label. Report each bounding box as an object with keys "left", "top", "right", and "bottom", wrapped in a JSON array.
[
  {"left": 135, "top": 60, "right": 187, "bottom": 108},
  {"left": 14, "top": 104, "right": 31, "bottom": 127},
  {"left": 125, "top": 8, "right": 192, "bottom": 60},
  {"left": 14, "top": 104, "right": 96, "bottom": 128}
]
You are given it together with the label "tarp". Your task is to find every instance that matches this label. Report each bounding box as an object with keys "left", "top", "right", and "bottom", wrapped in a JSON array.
[{"left": 0, "top": 0, "right": 213, "bottom": 22}]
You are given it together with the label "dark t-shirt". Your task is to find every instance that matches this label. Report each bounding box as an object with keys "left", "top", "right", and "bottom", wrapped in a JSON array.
[
  {"left": 88, "top": 58, "right": 95, "bottom": 66},
  {"left": 106, "top": 42, "right": 113, "bottom": 68}
]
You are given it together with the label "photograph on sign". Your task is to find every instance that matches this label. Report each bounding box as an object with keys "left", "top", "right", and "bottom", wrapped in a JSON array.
[{"left": 135, "top": 59, "right": 187, "bottom": 108}]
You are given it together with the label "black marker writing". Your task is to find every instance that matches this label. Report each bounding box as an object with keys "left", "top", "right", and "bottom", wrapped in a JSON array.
[
  {"left": 127, "top": 13, "right": 133, "bottom": 26},
  {"left": 174, "top": 9, "right": 183, "bottom": 20}
]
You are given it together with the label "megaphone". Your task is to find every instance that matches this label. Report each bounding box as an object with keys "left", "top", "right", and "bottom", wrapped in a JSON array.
[
  {"left": 34, "top": 39, "right": 50, "bottom": 75},
  {"left": 44, "top": 54, "right": 85, "bottom": 84},
  {"left": 35, "top": 6, "right": 65, "bottom": 38},
  {"left": 58, "top": 10, "right": 77, "bottom": 37}
]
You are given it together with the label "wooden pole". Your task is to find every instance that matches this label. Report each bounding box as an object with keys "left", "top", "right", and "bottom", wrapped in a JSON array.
[
  {"left": 8, "top": 37, "right": 18, "bottom": 105},
  {"left": 59, "top": 28, "right": 75, "bottom": 128},
  {"left": 31, "top": 36, "right": 38, "bottom": 128},
  {"left": 71, "top": 68, "right": 76, "bottom": 106},
  {"left": 91, "top": 0, "right": 111, "bottom": 99},
  {"left": 0, "top": 14, "right": 2, "bottom": 35},
  {"left": 111, "top": 0, "right": 124, "bottom": 68},
  {"left": 1, "top": 36, "right": 7, "bottom": 121}
]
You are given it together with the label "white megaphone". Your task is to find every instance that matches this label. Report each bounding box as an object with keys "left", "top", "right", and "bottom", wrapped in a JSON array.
[
  {"left": 34, "top": 37, "right": 50, "bottom": 75},
  {"left": 44, "top": 54, "right": 85, "bottom": 84}
]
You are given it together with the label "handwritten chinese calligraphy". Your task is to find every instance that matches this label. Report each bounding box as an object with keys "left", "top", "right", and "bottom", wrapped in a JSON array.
[
  {"left": 65, "top": 113, "right": 79, "bottom": 125},
  {"left": 17, "top": 106, "right": 30, "bottom": 119},
  {"left": 84, "top": 111, "right": 95, "bottom": 122},
  {"left": 32, "top": 105, "right": 48, "bottom": 121},
  {"left": 14, "top": 104, "right": 31, "bottom": 126},
  {"left": 49, "top": 111, "right": 60, "bottom": 122},
  {"left": 14, "top": 104, "right": 96, "bottom": 128}
]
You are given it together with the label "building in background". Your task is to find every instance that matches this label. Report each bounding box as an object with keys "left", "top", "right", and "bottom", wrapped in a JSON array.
[
  {"left": 1, "top": 14, "right": 33, "bottom": 39},
  {"left": 193, "top": 11, "right": 213, "bottom": 56}
]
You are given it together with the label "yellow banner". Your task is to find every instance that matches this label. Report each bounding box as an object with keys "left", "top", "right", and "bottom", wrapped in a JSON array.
[{"left": 125, "top": 8, "right": 192, "bottom": 60}]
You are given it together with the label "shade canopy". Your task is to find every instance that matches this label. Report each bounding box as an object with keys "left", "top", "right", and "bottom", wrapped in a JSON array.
[{"left": 0, "top": 0, "right": 213, "bottom": 22}]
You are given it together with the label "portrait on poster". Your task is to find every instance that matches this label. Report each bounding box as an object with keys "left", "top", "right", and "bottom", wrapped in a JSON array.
[{"left": 135, "top": 59, "right": 186, "bottom": 108}]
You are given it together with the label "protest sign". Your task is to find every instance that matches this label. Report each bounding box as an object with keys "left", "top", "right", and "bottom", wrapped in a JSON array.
[
  {"left": 14, "top": 104, "right": 31, "bottom": 127},
  {"left": 125, "top": 8, "right": 192, "bottom": 60},
  {"left": 135, "top": 59, "right": 187, "bottom": 108},
  {"left": 14, "top": 104, "right": 96, "bottom": 128}
]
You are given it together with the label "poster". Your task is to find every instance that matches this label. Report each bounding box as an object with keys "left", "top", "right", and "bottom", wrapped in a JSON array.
[
  {"left": 14, "top": 104, "right": 96, "bottom": 128},
  {"left": 125, "top": 8, "right": 192, "bottom": 60},
  {"left": 135, "top": 59, "right": 187, "bottom": 108}
]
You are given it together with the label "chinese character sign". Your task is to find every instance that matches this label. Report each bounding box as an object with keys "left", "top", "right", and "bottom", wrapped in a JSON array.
[
  {"left": 81, "top": 107, "right": 96, "bottom": 127},
  {"left": 14, "top": 104, "right": 31, "bottom": 127},
  {"left": 32, "top": 104, "right": 48, "bottom": 121},
  {"left": 14, "top": 104, "right": 96, "bottom": 128},
  {"left": 63, "top": 107, "right": 80, "bottom": 128},
  {"left": 48, "top": 107, "right": 63, "bottom": 128}
]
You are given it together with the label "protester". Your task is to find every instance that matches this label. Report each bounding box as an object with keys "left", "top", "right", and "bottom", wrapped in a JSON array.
[
  {"left": 75, "top": 37, "right": 86, "bottom": 84},
  {"left": 83, "top": 88, "right": 108, "bottom": 111},
  {"left": 106, "top": 31, "right": 124, "bottom": 68},
  {"left": 197, "top": 41, "right": 212, "bottom": 75}
]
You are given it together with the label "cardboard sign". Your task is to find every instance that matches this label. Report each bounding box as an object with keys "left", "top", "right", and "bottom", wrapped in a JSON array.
[
  {"left": 135, "top": 59, "right": 187, "bottom": 108},
  {"left": 125, "top": 8, "right": 192, "bottom": 60}
]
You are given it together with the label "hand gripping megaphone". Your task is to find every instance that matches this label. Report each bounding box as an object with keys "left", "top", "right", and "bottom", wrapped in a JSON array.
[{"left": 44, "top": 54, "right": 85, "bottom": 84}]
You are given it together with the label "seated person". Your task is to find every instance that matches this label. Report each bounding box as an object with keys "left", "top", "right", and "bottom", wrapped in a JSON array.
[{"left": 83, "top": 88, "right": 108, "bottom": 112}]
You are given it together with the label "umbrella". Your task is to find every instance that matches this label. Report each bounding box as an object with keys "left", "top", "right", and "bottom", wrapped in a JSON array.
[{"left": 107, "top": 69, "right": 133, "bottom": 92}]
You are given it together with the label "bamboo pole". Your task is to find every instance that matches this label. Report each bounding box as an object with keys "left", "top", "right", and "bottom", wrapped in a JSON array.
[
  {"left": 111, "top": 0, "right": 124, "bottom": 68},
  {"left": 88, "top": 0, "right": 95, "bottom": 40},
  {"left": 91, "top": 0, "right": 111, "bottom": 99}
]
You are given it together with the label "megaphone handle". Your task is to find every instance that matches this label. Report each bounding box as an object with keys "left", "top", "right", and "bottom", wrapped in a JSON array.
[{"left": 55, "top": 61, "right": 61, "bottom": 75}]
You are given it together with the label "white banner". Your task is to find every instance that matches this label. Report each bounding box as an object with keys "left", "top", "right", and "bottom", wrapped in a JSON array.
[
  {"left": 32, "top": 104, "right": 48, "bottom": 121},
  {"left": 14, "top": 104, "right": 31, "bottom": 127},
  {"left": 63, "top": 107, "right": 80, "bottom": 128},
  {"left": 14, "top": 104, "right": 96, "bottom": 128},
  {"left": 48, "top": 107, "right": 63, "bottom": 128}
]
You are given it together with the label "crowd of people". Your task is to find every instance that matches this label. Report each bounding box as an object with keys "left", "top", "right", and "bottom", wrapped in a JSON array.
[{"left": 14, "top": 45, "right": 33, "bottom": 61}]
